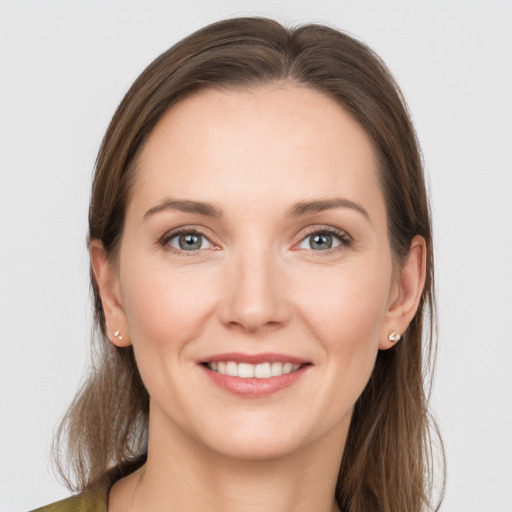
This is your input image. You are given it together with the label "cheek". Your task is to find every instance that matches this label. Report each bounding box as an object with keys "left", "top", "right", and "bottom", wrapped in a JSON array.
[
  {"left": 293, "top": 260, "right": 391, "bottom": 348},
  {"left": 118, "top": 258, "right": 222, "bottom": 414},
  {"left": 119, "top": 257, "right": 219, "bottom": 355},
  {"left": 290, "top": 258, "right": 392, "bottom": 397}
]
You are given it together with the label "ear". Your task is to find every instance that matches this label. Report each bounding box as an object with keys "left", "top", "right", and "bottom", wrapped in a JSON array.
[
  {"left": 90, "top": 239, "right": 131, "bottom": 347},
  {"left": 379, "top": 235, "right": 427, "bottom": 350}
]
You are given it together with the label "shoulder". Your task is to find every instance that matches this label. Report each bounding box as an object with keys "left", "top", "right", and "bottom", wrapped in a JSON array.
[
  {"left": 29, "top": 482, "right": 108, "bottom": 512},
  {"left": 28, "top": 455, "right": 146, "bottom": 512}
]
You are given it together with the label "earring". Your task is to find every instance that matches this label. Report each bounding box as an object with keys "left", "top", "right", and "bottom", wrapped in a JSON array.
[
  {"left": 388, "top": 331, "right": 401, "bottom": 343},
  {"left": 113, "top": 330, "right": 123, "bottom": 341}
]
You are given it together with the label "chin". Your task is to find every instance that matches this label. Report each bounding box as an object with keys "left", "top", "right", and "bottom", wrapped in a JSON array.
[
  {"left": 191, "top": 408, "right": 341, "bottom": 463},
  {"left": 207, "top": 429, "right": 306, "bottom": 461}
]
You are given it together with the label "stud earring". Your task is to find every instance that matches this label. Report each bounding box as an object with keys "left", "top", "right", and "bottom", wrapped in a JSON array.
[
  {"left": 388, "top": 331, "right": 401, "bottom": 343},
  {"left": 113, "top": 330, "right": 123, "bottom": 341}
]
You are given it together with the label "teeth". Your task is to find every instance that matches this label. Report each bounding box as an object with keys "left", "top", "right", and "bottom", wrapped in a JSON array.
[
  {"left": 283, "top": 362, "right": 293, "bottom": 374},
  {"left": 271, "top": 362, "right": 282, "bottom": 376},
  {"left": 238, "top": 363, "right": 254, "bottom": 378},
  {"left": 225, "top": 361, "right": 238, "bottom": 377},
  {"left": 254, "top": 363, "right": 271, "bottom": 379},
  {"left": 207, "top": 361, "right": 302, "bottom": 378}
]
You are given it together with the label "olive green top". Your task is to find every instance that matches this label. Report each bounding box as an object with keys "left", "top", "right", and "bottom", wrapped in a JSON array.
[
  {"left": 30, "top": 456, "right": 146, "bottom": 512},
  {"left": 30, "top": 482, "right": 108, "bottom": 512}
]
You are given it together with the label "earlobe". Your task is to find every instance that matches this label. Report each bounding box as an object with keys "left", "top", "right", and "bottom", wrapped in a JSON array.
[
  {"left": 90, "top": 240, "right": 131, "bottom": 347},
  {"left": 379, "top": 235, "right": 427, "bottom": 350}
]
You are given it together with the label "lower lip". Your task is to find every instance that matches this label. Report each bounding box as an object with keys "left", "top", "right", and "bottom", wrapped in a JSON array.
[{"left": 200, "top": 365, "right": 310, "bottom": 398}]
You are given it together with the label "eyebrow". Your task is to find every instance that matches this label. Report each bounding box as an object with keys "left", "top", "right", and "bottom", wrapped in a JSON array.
[
  {"left": 286, "top": 198, "right": 370, "bottom": 220},
  {"left": 144, "top": 197, "right": 369, "bottom": 221},
  {"left": 144, "top": 199, "right": 222, "bottom": 219}
]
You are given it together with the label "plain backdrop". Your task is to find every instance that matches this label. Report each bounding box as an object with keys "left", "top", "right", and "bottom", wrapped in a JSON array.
[{"left": 1, "top": 1, "right": 511, "bottom": 511}]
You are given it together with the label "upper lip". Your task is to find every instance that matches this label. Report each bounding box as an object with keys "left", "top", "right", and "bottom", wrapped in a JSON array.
[{"left": 200, "top": 352, "right": 310, "bottom": 365}]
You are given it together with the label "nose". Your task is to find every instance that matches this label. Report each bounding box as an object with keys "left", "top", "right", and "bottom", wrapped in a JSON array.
[{"left": 218, "top": 244, "right": 291, "bottom": 333}]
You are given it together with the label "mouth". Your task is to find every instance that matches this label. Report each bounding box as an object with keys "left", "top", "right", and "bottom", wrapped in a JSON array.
[
  {"left": 202, "top": 361, "right": 304, "bottom": 378},
  {"left": 199, "top": 353, "right": 311, "bottom": 397}
]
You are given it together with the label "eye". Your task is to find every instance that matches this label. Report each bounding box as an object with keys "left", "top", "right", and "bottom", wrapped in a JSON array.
[
  {"left": 296, "top": 228, "right": 350, "bottom": 251},
  {"left": 165, "top": 231, "right": 213, "bottom": 252}
]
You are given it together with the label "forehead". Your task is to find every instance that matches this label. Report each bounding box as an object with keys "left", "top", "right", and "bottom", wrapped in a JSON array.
[{"left": 129, "top": 84, "right": 384, "bottom": 222}]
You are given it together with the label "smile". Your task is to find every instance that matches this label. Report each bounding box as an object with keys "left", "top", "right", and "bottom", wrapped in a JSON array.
[
  {"left": 200, "top": 353, "right": 311, "bottom": 397},
  {"left": 205, "top": 361, "right": 302, "bottom": 379}
]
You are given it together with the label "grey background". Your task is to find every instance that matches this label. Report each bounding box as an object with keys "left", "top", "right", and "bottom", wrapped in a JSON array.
[{"left": 1, "top": 1, "right": 511, "bottom": 511}]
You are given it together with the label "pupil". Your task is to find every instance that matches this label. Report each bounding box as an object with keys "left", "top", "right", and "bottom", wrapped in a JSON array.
[
  {"left": 179, "top": 233, "right": 202, "bottom": 250},
  {"left": 310, "top": 233, "right": 332, "bottom": 250}
]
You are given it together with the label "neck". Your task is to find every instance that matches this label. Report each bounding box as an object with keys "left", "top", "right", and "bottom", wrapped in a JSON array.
[{"left": 109, "top": 407, "right": 347, "bottom": 512}]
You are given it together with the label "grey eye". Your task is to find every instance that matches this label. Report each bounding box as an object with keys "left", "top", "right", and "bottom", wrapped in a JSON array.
[
  {"left": 169, "top": 233, "right": 212, "bottom": 251},
  {"left": 297, "top": 231, "right": 345, "bottom": 251},
  {"left": 309, "top": 233, "right": 334, "bottom": 250}
]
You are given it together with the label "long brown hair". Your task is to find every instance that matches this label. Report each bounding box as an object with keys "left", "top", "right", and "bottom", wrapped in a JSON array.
[{"left": 54, "top": 17, "right": 444, "bottom": 511}]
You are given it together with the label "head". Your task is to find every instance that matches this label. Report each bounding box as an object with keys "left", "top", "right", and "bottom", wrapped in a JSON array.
[{"left": 58, "top": 17, "right": 441, "bottom": 512}]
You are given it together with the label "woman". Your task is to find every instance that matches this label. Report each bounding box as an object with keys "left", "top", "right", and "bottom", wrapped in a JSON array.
[{"left": 35, "top": 16, "right": 443, "bottom": 512}]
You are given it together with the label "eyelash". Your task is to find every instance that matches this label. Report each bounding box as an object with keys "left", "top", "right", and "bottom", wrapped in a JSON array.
[
  {"left": 298, "top": 226, "right": 353, "bottom": 255},
  {"left": 159, "top": 228, "right": 214, "bottom": 256},
  {"left": 158, "top": 226, "right": 352, "bottom": 256}
]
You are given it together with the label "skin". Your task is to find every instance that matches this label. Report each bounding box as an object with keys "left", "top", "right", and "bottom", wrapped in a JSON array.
[{"left": 91, "top": 84, "right": 426, "bottom": 512}]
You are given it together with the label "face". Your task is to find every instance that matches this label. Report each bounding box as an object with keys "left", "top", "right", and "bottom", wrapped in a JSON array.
[{"left": 98, "top": 84, "right": 408, "bottom": 461}]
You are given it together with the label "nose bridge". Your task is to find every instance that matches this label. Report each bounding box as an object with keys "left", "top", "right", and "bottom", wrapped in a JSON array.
[{"left": 219, "top": 235, "right": 288, "bottom": 332}]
